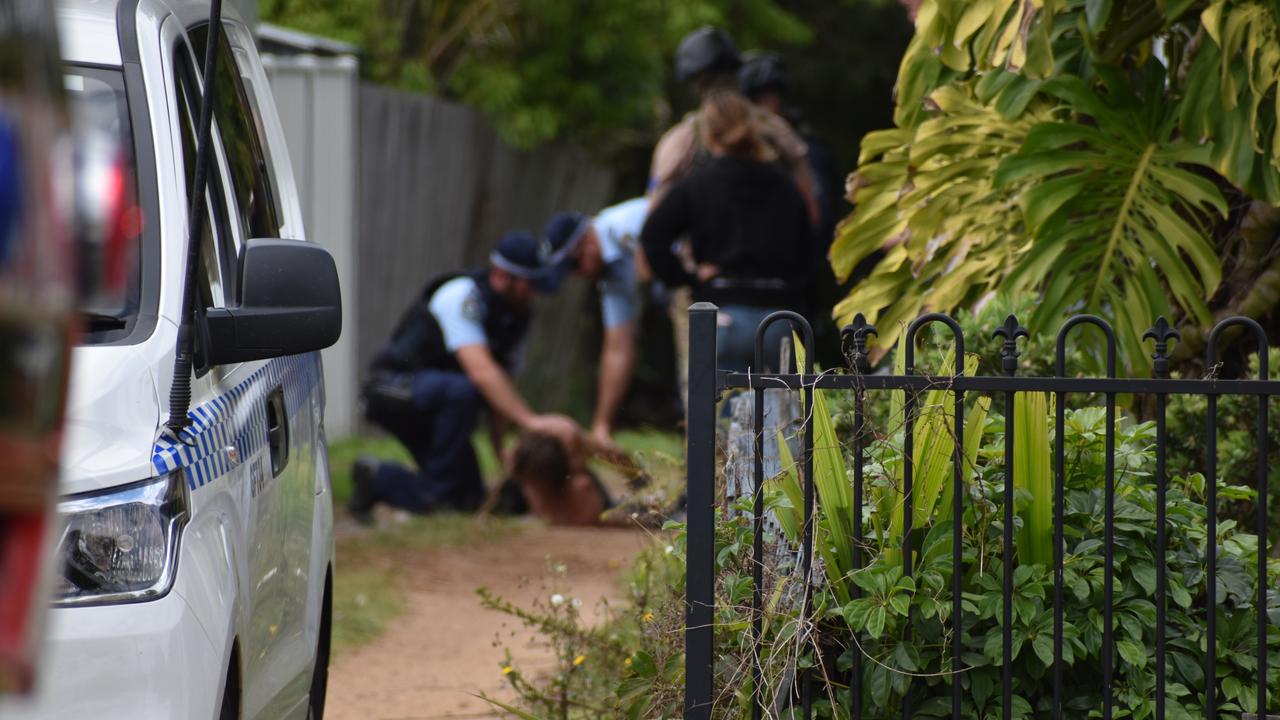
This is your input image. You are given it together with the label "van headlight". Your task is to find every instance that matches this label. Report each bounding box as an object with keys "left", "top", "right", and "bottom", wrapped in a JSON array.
[{"left": 52, "top": 472, "right": 188, "bottom": 606}]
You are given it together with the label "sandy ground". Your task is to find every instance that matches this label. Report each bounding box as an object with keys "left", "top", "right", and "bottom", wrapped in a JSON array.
[{"left": 324, "top": 524, "right": 650, "bottom": 719}]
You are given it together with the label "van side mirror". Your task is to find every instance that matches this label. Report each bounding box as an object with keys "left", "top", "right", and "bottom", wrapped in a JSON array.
[{"left": 199, "top": 238, "right": 342, "bottom": 366}]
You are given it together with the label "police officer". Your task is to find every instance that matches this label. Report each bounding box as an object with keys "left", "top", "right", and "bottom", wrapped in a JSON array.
[
  {"left": 739, "top": 52, "right": 846, "bottom": 367},
  {"left": 349, "top": 232, "right": 582, "bottom": 520},
  {"left": 738, "top": 51, "right": 840, "bottom": 247},
  {"left": 540, "top": 198, "right": 647, "bottom": 449},
  {"left": 648, "top": 27, "right": 816, "bottom": 215},
  {"left": 644, "top": 26, "right": 817, "bottom": 405}
]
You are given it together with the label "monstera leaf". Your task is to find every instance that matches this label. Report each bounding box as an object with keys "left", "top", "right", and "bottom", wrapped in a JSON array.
[
  {"left": 831, "top": 83, "right": 1052, "bottom": 358},
  {"left": 832, "top": 0, "right": 1279, "bottom": 376},
  {"left": 894, "top": 0, "right": 1067, "bottom": 126},
  {"left": 995, "top": 68, "right": 1227, "bottom": 369},
  {"left": 1180, "top": 0, "right": 1280, "bottom": 204}
]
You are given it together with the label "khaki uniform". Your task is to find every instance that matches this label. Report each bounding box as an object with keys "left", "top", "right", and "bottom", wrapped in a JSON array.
[{"left": 646, "top": 101, "right": 816, "bottom": 405}]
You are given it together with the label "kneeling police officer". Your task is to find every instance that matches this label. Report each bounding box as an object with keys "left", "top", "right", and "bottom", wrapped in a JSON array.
[{"left": 350, "top": 232, "right": 581, "bottom": 520}]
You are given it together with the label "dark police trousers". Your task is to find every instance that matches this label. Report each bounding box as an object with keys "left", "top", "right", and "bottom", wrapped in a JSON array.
[{"left": 363, "top": 369, "right": 485, "bottom": 512}]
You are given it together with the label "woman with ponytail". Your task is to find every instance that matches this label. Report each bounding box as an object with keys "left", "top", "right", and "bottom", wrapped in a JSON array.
[{"left": 640, "top": 91, "right": 814, "bottom": 372}]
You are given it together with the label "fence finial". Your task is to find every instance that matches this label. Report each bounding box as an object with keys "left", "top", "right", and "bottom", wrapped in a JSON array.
[
  {"left": 1142, "top": 317, "right": 1180, "bottom": 378},
  {"left": 993, "top": 314, "right": 1029, "bottom": 375},
  {"left": 840, "top": 313, "right": 877, "bottom": 371}
]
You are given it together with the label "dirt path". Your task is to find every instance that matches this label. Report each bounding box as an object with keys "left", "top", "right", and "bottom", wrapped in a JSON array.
[{"left": 325, "top": 524, "right": 650, "bottom": 719}]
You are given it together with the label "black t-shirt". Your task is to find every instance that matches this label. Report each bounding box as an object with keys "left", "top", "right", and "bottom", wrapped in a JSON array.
[{"left": 641, "top": 155, "right": 812, "bottom": 309}]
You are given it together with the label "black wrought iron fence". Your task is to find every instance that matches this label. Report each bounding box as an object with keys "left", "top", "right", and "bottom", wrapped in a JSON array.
[{"left": 683, "top": 302, "right": 1278, "bottom": 720}]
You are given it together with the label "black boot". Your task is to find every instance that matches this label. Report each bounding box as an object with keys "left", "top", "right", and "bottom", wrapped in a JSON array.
[{"left": 347, "top": 456, "right": 379, "bottom": 524}]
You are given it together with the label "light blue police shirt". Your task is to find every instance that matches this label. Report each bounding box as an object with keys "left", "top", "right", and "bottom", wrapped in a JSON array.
[
  {"left": 428, "top": 275, "right": 527, "bottom": 371},
  {"left": 428, "top": 276, "right": 487, "bottom": 351},
  {"left": 592, "top": 197, "right": 647, "bottom": 329}
]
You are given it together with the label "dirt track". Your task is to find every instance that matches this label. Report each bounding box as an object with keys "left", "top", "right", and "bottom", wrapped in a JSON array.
[{"left": 325, "top": 524, "right": 649, "bottom": 719}]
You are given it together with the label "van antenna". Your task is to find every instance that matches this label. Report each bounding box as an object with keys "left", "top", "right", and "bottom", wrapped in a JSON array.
[{"left": 165, "top": 0, "right": 223, "bottom": 436}]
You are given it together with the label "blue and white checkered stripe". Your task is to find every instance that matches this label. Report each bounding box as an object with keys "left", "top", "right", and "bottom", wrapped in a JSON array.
[{"left": 152, "top": 353, "right": 322, "bottom": 490}]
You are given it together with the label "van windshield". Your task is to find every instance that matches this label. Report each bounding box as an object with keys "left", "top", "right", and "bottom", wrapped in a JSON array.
[{"left": 64, "top": 65, "right": 145, "bottom": 345}]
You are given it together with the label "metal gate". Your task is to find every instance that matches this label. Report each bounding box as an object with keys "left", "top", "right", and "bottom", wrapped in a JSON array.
[{"left": 683, "top": 302, "right": 1278, "bottom": 720}]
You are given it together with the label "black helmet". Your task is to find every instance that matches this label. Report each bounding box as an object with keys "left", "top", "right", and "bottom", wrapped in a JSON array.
[
  {"left": 674, "top": 27, "right": 741, "bottom": 85},
  {"left": 738, "top": 52, "right": 787, "bottom": 100}
]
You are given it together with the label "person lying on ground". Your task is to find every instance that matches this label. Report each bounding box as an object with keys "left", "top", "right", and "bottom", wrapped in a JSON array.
[{"left": 481, "top": 432, "right": 613, "bottom": 527}]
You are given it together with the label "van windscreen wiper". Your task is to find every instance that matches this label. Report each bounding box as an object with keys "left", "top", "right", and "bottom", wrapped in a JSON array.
[{"left": 164, "top": 0, "right": 222, "bottom": 436}]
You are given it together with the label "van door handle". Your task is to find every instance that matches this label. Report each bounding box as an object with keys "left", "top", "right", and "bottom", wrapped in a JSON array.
[{"left": 265, "top": 387, "right": 289, "bottom": 477}]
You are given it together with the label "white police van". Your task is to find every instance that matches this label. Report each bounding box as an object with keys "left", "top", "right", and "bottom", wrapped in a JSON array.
[{"left": 1, "top": 0, "right": 342, "bottom": 718}]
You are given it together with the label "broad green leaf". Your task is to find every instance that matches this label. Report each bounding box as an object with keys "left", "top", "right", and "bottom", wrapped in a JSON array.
[
  {"left": 867, "top": 606, "right": 887, "bottom": 639},
  {"left": 1085, "top": 0, "right": 1112, "bottom": 32},
  {"left": 1014, "top": 391, "right": 1053, "bottom": 566},
  {"left": 1032, "top": 632, "right": 1055, "bottom": 666},
  {"left": 1116, "top": 639, "right": 1148, "bottom": 668}
]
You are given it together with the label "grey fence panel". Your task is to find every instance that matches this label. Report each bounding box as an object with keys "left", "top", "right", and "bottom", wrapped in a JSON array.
[{"left": 263, "top": 53, "right": 360, "bottom": 439}]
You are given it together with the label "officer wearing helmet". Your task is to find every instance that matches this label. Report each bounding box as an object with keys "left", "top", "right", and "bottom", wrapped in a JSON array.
[
  {"left": 648, "top": 27, "right": 816, "bottom": 217},
  {"left": 646, "top": 26, "right": 817, "bottom": 403},
  {"left": 738, "top": 51, "right": 840, "bottom": 252},
  {"left": 350, "top": 232, "right": 583, "bottom": 520}
]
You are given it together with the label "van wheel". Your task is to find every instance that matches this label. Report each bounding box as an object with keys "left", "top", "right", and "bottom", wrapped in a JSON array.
[
  {"left": 219, "top": 644, "right": 241, "bottom": 720},
  {"left": 307, "top": 569, "right": 333, "bottom": 719}
]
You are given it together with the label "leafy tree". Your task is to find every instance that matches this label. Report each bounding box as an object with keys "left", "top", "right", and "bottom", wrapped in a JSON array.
[
  {"left": 831, "top": 0, "right": 1280, "bottom": 374},
  {"left": 259, "top": 0, "right": 810, "bottom": 151}
]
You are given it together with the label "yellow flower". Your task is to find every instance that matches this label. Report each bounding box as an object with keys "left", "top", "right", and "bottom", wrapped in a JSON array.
[
  {"left": 624, "top": 657, "right": 632, "bottom": 667},
  {"left": 572, "top": 655, "right": 586, "bottom": 666},
  {"left": 642, "top": 612, "right": 654, "bottom": 623},
  {"left": 502, "top": 666, "right": 514, "bottom": 675}
]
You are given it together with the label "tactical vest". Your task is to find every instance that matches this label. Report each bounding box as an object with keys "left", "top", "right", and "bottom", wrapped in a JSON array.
[{"left": 371, "top": 270, "right": 530, "bottom": 375}]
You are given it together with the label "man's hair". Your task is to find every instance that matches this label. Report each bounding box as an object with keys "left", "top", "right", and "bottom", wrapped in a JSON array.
[{"left": 512, "top": 432, "right": 571, "bottom": 491}]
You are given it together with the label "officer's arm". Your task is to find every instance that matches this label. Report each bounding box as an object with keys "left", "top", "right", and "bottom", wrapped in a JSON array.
[
  {"left": 455, "top": 343, "right": 537, "bottom": 428},
  {"left": 646, "top": 122, "right": 692, "bottom": 207},
  {"left": 765, "top": 111, "right": 819, "bottom": 226},
  {"left": 455, "top": 344, "right": 582, "bottom": 449},
  {"left": 591, "top": 321, "right": 636, "bottom": 444}
]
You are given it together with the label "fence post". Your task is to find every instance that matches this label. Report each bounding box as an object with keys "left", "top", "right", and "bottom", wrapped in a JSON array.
[{"left": 686, "top": 302, "right": 718, "bottom": 720}]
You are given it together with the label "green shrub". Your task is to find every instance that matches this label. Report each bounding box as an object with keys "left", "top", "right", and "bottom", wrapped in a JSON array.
[
  {"left": 487, "top": 386, "right": 1278, "bottom": 719},
  {"left": 1165, "top": 348, "right": 1280, "bottom": 550},
  {"left": 763, "top": 402, "right": 1280, "bottom": 719}
]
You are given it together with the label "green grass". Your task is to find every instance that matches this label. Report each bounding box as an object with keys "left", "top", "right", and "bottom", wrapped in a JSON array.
[
  {"left": 332, "top": 565, "right": 404, "bottom": 653},
  {"left": 611, "top": 428, "right": 683, "bottom": 458}
]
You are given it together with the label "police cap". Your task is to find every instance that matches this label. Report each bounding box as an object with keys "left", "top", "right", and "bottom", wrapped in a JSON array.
[
  {"left": 490, "top": 230, "right": 557, "bottom": 292},
  {"left": 538, "top": 212, "right": 591, "bottom": 293}
]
